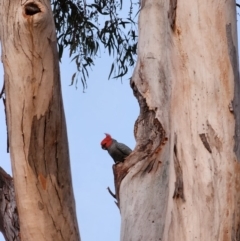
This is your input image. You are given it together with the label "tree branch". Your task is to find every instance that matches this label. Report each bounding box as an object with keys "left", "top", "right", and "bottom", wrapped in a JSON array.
[{"left": 0, "top": 167, "right": 20, "bottom": 241}]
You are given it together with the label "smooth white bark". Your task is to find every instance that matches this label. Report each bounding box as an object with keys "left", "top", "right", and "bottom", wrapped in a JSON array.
[
  {"left": 120, "top": 0, "right": 240, "bottom": 240},
  {"left": 0, "top": 1, "right": 80, "bottom": 240}
]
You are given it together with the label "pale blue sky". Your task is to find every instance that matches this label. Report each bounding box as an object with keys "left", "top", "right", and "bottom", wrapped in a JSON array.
[{"left": 0, "top": 4, "right": 240, "bottom": 241}]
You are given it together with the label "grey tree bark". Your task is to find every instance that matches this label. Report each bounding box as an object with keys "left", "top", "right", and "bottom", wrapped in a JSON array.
[
  {"left": 0, "top": 168, "right": 19, "bottom": 241},
  {"left": 0, "top": 1, "right": 80, "bottom": 240}
]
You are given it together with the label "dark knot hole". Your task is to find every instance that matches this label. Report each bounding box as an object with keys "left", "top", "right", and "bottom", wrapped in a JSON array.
[{"left": 25, "top": 3, "right": 41, "bottom": 16}]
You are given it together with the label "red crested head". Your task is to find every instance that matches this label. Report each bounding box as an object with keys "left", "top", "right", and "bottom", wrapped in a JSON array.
[{"left": 101, "top": 133, "right": 113, "bottom": 150}]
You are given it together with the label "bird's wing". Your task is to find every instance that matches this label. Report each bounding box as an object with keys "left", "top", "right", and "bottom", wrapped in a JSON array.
[{"left": 116, "top": 142, "right": 132, "bottom": 156}]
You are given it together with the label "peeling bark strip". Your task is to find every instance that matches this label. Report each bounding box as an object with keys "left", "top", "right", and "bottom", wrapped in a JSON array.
[
  {"left": 131, "top": 79, "right": 167, "bottom": 160},
  {"left": 173, "top": 136, "right": 185, "bottom": 201},
  {"left": 0, "top": 1, "right": 80, "bottom": 240},
  {"left": 226, "top": 24, "right": 240, "bottom": 160},
  {"left": 168, "top": 0, "right": 177, "bottom": 29},
  {"left": 0, "top": 167, "right": 20, "bottom": 241},
  {"left": 206, "top": 122, "right": 223, "bottom": 153},
  {"left": 112, "top": 80, "right": 167, "bottom": 205},
  {"left": 199, "top": 133, "right": 212, "bottom": 153}
]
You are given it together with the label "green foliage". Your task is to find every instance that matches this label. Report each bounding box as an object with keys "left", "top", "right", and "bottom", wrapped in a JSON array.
[{"left": 51, "top": 0, "right": 139, "bottom": 89}]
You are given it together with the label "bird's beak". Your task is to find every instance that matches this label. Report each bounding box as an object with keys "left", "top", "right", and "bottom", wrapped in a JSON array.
[{"left": 101, "top": 144, "right": 107, "bottom": 150}]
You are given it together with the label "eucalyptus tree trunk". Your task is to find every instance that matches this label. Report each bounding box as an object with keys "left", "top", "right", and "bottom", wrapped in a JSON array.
[
  {"left": 114, "top": 0, "right": 240, "bottom": 240},
  {"left": 0, "top": 1, "right": 80, "bottom": 240}
]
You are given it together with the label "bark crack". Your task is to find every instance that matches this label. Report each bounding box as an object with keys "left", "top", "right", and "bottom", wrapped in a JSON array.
[
  {"left": 43, "top": 116, "right": 47, "bottom": 175},
  {"left": 21, "top": 101, "right": 27, "bottom": 162},
  {"left": 173, "top": 134, "right": 185, "bottom": 201},
  {"left": 199, "top": 133, "right": 212, "bottom": 154},
  {"left": 48, "top": 211, "right": 65, "bottom": 241},
  {"left": 168, "top": 0, "right": 178, "bottom": 30}
]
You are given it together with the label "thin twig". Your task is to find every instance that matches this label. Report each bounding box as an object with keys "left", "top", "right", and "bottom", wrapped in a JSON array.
[
  {"left": 114, "top": 201, "right": 119, "bottom": 209},
  {"left": 2, "top": 98, "right": 9, "bottom": 153},
  {"left": 107, "top": 186, "right": 116, "bottom": 199},
  {"left": 0, "top": 82, "right": 5, "bottom": 99}
]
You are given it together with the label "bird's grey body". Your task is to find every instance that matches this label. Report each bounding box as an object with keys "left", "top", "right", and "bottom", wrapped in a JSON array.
[{"left": 106, "top": 139, "right": 132, "bottom": 163}]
